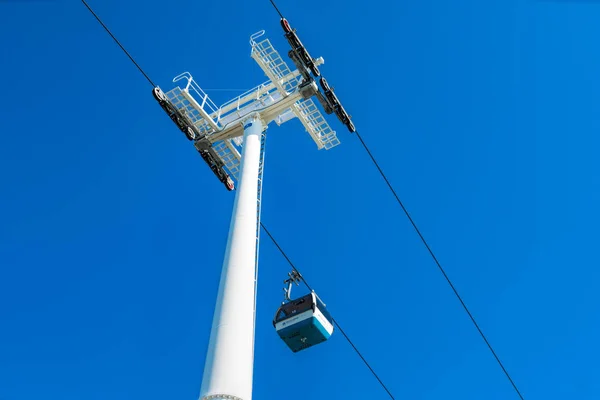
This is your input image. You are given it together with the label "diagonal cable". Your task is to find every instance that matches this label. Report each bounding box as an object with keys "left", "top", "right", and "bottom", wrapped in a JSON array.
[
  {"left": 354, "top": 130, "right": 525, "bottom": 400},
  {"left": 265, "top": 0, "right": 525, "bottom": 397},
  {"left": 82, "top": 0, "right": 155, "bottom": 87},
  {"left": 81, "top": 3, "right": 395, "bottom": 397},
  {"left": 260, "top": 222, "right": 396, "bottom": 400}
]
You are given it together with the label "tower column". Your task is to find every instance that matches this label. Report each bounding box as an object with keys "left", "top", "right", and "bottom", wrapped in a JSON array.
[{"left": 200, "top": 114, "right": 264, "bottom": 400}]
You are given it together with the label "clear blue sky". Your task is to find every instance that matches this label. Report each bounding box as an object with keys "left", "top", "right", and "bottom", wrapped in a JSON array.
[{"left": 1, "top": 0, "right": 599, "bottom": 399}]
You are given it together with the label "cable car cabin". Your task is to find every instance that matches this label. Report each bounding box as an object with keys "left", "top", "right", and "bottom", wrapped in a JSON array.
[{"left": 273, "top": 292, "right": 334, "bottom": 353}]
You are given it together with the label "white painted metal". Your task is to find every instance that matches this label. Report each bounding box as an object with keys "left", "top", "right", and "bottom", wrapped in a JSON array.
[
  {"left": 212, "top": 140, "right": 242, "bottom": 182},
  {"left": 166, "top": 73, "right": 304, "bottom": 141},
  {"left": 207, "top": 89, "right": 303, "bottom": 142},
  {"left": 166, "top": 70, "right": 338, "bottom": 150},
  {"left": 156, "top": 29, "right": 344, "bottom": 400},
  {"left": 251, "top": 129, "right": 267, "bottom": 365},
  {"left": 293, "top": 98, "right": 340, "bottom": 150},
  {"left": 249, "top": 30, "right": 301, "bottom": 94},
  {"left": 199, "top": 114, "right": 265, "bottom": 400},
  {"left": 249, "top": 31, "right": 338, "bottom": 149},
  {"left": 274, "top": 307, "right": 334, "bottom": 336},
  {"left": 162, "top": 30, "right": 338, "bottom": 185}
]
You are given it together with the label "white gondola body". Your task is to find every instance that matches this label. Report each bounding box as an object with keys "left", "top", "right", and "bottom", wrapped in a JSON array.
[{"left": 273, "top": 292, "right": 334, "bottom": 353}]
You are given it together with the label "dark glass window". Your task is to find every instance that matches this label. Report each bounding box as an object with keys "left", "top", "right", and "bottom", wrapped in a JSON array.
[{"left": 274, "top": 293, "right": 314, "bottom": 323}]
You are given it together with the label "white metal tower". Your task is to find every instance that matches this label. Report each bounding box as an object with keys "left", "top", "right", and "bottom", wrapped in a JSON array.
[{"left": 158, "top": 30, "right": 340, "bottom": 400}]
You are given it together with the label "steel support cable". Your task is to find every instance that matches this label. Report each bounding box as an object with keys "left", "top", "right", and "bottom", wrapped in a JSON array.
[
  {"left": 260, "top": 223, "right": 396, "bottom": 400},
  {"left": 268, "top": 0, "right": 285, "bottom": 19},
  {"left": 353, "top": 132, "right": 525, "bottom": 400},
  {"left": 82, "top": 0, "right": 155, "bottom": 87},
  {"left": 81, "top": 3, "right": 395, "bottom": 399},
  {"left": 264, "top": 0, "right": 526, "bottom": 398}
]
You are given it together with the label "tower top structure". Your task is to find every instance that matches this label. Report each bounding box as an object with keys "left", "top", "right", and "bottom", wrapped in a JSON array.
[{"left": 156, "top": 27, "right": 344, "bottom": 191}]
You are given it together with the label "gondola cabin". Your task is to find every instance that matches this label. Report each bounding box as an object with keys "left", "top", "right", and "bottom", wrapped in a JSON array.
[{"left": 273, "top": 292, "right": 334, "bottom": 353}]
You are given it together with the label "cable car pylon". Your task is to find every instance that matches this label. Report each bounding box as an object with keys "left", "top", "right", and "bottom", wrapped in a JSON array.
[{"left": 150, "top": 23, "right": 348, "bottom": 400}]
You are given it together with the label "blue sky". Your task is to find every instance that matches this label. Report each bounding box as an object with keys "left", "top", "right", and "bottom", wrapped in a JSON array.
[{"left": 1, "top": 0, "right": 600, "bottom": 398}]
